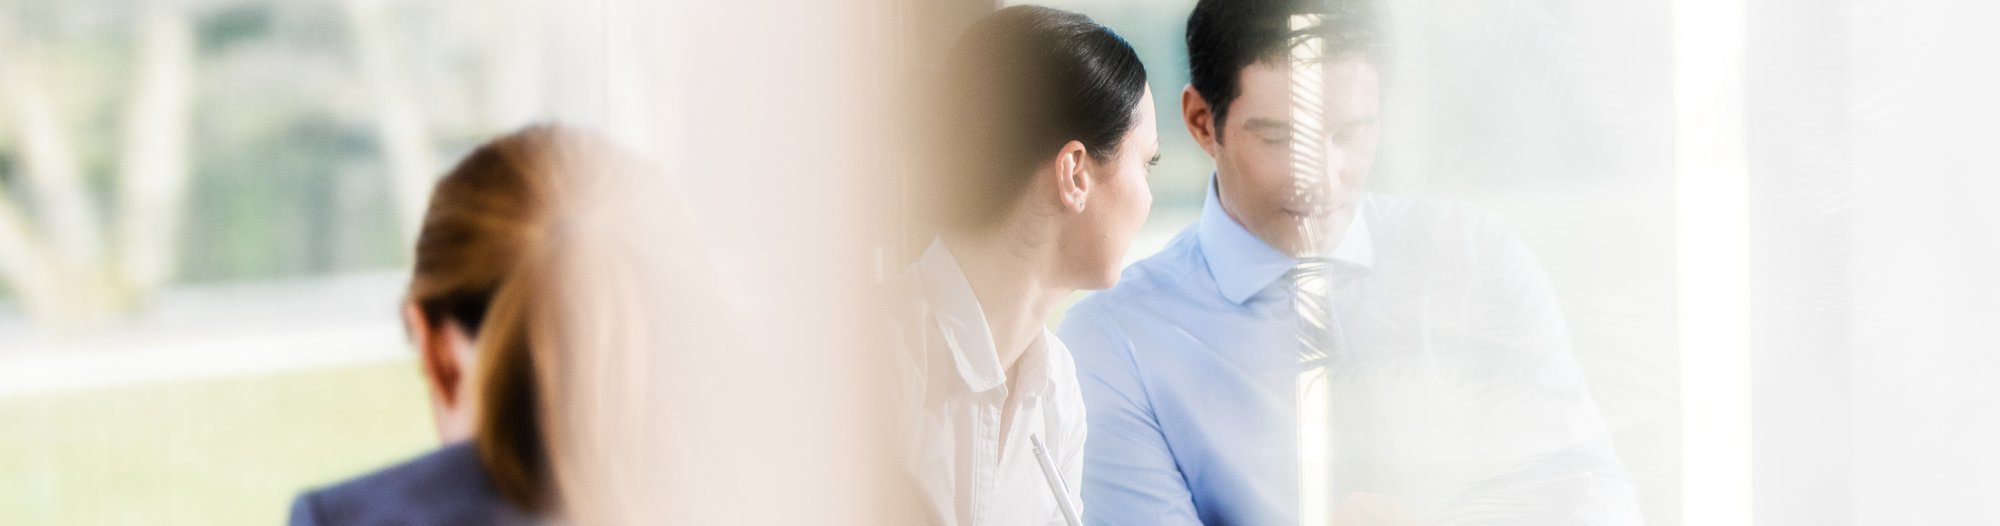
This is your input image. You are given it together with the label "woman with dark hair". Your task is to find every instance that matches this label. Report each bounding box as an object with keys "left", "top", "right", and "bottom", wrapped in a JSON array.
[{"left": 895, "top": 5, "right": 1158, "bottom": 525}]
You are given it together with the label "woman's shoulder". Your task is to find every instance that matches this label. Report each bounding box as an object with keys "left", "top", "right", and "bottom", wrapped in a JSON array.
[{"left": 288, "top": 442, "right": 538, "bottom": 526}]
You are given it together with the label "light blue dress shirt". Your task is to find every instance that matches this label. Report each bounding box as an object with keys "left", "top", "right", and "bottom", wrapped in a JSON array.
[{"left": 1059, "top": 182, "right": 1641, "bottom": 526}]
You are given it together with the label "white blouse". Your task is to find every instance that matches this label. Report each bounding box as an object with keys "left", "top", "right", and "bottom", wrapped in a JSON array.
[{"left": 889, "top": 239, "right": 1088, "bottom": 526}]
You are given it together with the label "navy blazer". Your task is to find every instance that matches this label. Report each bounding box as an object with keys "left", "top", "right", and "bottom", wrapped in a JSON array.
[{"left": 289, "top": 442, "right": 539, "bottom": 526}]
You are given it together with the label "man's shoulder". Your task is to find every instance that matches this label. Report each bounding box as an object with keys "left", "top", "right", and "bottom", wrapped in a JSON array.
[
  {"left": 1365, "top": 193, "right": 1517, "bottom": 241},
  {"left": 1062, "top": 224, "right": 1219, "bottom": 348},
  {"left": 1071, "top": 225, "right": 1212, "bottom": 320},
  {"left": 290, "top": 442, "right": 535, "bottom": 526},
  {"left": 1362, "top": 193, "right": 1534, "bottom": 270}
]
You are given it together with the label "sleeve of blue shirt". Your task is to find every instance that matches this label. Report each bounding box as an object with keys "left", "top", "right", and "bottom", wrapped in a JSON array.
[{"left": 1058, "top": 306, "right": 1205, "bottom": 526}]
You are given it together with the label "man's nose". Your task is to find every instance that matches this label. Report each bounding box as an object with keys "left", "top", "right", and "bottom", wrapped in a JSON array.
[
  {"left": 1293, "top": 143, "right": 1346, "bottom": 201},
  {"left": 1320, "top": 144, "right": 1347, "bottom": 194}
]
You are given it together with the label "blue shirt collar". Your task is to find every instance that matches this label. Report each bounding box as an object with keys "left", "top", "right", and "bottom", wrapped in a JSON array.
[{"left": 1197, "top": 177, "right": 1375, "bottom": 305}]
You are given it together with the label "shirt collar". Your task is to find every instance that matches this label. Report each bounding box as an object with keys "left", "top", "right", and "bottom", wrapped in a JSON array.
[
  {"left": 1197, "top": 177, "right": 1375, "bottom": 305},
  {"left": 913, "top": 238, "right": 1053, "bottom": 394}
]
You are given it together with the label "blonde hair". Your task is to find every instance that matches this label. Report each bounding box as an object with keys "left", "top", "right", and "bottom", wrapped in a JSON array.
[
  {"left": 408, "top": 124, "right": 641, "bottom": 511},
  {"left": 407, "top": 127, "right": 564, "bottom": 337},
  {"left": 468, "top": 126, "right": 716, "bottom": 522}
]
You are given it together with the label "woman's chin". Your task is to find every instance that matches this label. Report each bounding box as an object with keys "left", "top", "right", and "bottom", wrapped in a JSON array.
[{"left": 1076, "top": 267, "right": 1121, "bottom": 291}]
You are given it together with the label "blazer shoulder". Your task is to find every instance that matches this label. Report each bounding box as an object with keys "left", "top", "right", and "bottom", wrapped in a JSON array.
[
  {"left": 287, "top": 442, "right": 537, "bottom": 526},
  {"left": 287, "top": 489, "right": 324, "bottom": 526}
]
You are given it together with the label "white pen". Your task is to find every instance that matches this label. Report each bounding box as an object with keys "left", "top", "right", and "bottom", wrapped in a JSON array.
[{"left": 1030, "top": 433, "right": 1084, "bottom": 526}]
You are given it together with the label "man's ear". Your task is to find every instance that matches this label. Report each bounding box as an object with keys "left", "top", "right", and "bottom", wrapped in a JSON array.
[
  {"left": 404, "top": 301, "right": 463, "bottom": 409},
  {"left": 1053, "top": 140, "right": 1091, "bottom": 213},
  {"left": 1182, "top": 85, "right": 1220, "bottom": 158}
]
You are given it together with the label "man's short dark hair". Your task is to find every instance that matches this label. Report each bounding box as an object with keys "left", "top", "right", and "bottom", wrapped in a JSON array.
[{"left": 1186, "top": 0, "right": 1389, "bottom": 143}]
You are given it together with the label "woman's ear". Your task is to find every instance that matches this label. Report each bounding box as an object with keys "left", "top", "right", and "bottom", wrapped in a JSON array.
[
  {"left": 1054, "top": 140, "right": 1091, "bottom": 213},
  {"left": 406, "top": 300, "right": 471, "bottom": 441}
]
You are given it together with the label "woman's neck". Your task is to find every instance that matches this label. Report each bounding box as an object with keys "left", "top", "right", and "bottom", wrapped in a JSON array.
[{"left": 941, "top": 228, "right": 1068, "bottom": 380}]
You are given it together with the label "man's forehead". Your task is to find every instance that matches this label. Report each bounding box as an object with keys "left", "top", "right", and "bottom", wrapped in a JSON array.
[
  {"left": 1240, "top": 54, "right": 1378, "bottom": 82},
  {"left": 1231, "top": 59, "right": 1380, "bottom": 121}
]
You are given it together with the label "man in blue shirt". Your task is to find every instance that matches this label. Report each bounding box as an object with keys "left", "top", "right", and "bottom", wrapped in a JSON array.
[{"left": 1058, "top": 1, "right": 1642, "bottom": 524}]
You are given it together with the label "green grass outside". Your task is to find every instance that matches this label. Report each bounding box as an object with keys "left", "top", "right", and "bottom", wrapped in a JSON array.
[{"left": 1, "top": 359, "right": 436, "bottom": 525}]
